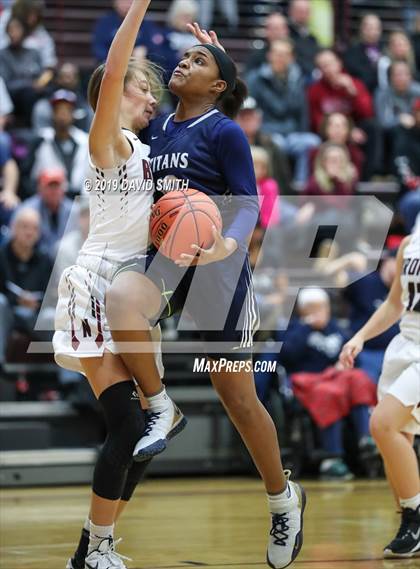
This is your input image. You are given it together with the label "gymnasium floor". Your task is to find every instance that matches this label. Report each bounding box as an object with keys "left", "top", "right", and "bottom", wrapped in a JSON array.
[{"left": 0, "top": 478, "right": 419, "bottom": 569}]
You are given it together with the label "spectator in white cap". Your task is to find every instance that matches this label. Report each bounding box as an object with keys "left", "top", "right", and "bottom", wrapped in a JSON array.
[{"left": 280, "top": 287, "right": 377, "bottom": 480}]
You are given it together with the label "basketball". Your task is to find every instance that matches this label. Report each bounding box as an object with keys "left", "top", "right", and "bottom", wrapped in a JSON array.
[{"left": 150, "top": 189, "right": 223, "bottom": 261}]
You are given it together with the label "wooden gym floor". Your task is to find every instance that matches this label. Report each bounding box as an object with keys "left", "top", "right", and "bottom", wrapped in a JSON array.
[{"left": 1, "top": 478, "right": 419, "bottom": 569}]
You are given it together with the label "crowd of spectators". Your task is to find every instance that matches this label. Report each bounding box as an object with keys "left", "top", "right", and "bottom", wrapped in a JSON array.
[{"left": 0, "top": 0, "right": 419, "bottom": 477}]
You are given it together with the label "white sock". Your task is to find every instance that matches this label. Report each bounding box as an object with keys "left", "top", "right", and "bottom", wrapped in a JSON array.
[
  {"left": 88, "top": 522, "right": 114, "bottom": 554},
  {"left": 83, "top": 516, "right": 90, "bottom": 532},
  {"left": 147, "top": 386, "right": 171, "bottom": 413},
  {"left": 400, "top": 493, "right": 420, "bottom": 511},
  {"left": 267, "top": 482, "right": 297, "bottom": 514}
]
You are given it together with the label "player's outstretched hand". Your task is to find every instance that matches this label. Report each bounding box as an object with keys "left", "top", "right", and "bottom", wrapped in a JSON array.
[
  {"left": 187, "top": 22, "right": 225, "bottom": 52},
  {"left": 339, "top": 335, "right": 364, "bottom": 369},
  {"left": 175, "top": 226, "right": 237, "bottom": 266}
]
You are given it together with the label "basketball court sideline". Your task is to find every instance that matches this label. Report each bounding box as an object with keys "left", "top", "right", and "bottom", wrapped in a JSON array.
[{"left": 1, "top": 478, "right": 418, "bottom": 569}]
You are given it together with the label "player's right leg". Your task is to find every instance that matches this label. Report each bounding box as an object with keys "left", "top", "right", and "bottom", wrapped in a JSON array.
[
  {"left": 106, "top": 268, "right": 187, "bottom": 462},
  {"left": 370, "top": 395, "right": 420, "bottom": 558},
  {"left": 67, "top": 352, "right": 146, "bottom": 569}
]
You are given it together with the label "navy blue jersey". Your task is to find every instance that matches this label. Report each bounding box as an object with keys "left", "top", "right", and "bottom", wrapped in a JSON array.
[{"left": 143, "top": 109, "right": 259, "bottom": 249}]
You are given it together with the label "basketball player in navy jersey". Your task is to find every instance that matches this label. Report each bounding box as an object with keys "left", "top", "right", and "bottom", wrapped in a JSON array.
[{"left": 106, "top": 19, "right": 306, "bottom": 568}]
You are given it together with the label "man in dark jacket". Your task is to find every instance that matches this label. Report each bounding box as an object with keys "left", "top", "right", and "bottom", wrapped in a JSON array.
[
  {"left": 288, "top": 0, "right": 319, "bottom": 79},
  {"left": 343, "top": 14, "right": 384, "bottom": 93},
  {"left": 0, "top": 207, "right": 52, "bottom": 364}
]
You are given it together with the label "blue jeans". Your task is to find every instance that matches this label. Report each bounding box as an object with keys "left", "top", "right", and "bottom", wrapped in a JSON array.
[
  {"left": 272, "top": 132, "right": 320, "bottom": 185},
  {"left": 357, "top": 349, "right": 385, "bottom": 385},
  {"left": 320, "top": 405, "right": 371, "bottom": 456},
  {"left": 399, "top": 190, "right": 420, "bottom": 233}
]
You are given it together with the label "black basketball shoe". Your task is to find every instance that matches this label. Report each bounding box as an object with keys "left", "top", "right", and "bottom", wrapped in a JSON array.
[{"left": 383, "top": 505, "right": 420, "bottom": 558}]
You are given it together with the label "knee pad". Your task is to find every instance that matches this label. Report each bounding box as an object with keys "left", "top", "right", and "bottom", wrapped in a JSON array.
[
  {"left": 121, "top": 459, "right": 151, "bottom": 502},
  {"left": 92, "top": 380, "right": 146, "bottom": 501}
]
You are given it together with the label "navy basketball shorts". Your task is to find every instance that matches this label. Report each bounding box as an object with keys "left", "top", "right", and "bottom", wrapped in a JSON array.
[{"left": 114, "top": 247, "right": 260, "bottom": 361}]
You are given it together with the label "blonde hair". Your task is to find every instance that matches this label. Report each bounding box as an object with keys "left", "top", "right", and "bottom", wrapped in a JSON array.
[
  {"left": 251, "top": 145, "right": 271, "bottom": 177},
  {"left": 387, "top": 30, "right": 416, "bottom": 74},
  {"left": 314, "top": 142, "right": 356, "bottom": 192},
  {"left": 87, "top": 57, "right": 163, "bottom": 112}
]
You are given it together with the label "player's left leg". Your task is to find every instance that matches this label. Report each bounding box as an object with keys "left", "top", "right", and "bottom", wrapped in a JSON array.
[
  {"left": 210, "top": 366, "right": 306, "bottom": 569},
  {"left": 370, "top": 395, "right": 420, "bottom": 558},
  {"left": 67, "top": 460, "right": 151, "bottom": 569}
]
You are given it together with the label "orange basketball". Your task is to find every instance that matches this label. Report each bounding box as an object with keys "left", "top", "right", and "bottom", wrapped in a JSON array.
[{"left": 150, "top": 189, "right": 223, "bottom": 261}]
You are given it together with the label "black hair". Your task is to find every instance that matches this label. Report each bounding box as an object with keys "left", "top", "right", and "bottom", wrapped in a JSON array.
[{"left": 217, "top": 77, "right": 248, "bottom": 119}]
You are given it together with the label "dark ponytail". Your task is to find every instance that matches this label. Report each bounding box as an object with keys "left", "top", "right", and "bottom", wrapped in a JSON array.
[{"left": 218, "top": 77, "right": 248, "bottom": 119}]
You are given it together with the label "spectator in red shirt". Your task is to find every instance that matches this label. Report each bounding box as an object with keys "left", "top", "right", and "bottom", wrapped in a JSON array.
[
  {"left": 308, "top": 49, "right": 379, "bottom": 178},
  {"left": 308, "top": 49, "right": 373, "bottom": 132}
]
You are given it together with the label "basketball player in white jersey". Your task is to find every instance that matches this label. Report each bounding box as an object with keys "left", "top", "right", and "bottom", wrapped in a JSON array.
[
  {"left": 340, "top": 216, "right": 420, "bottom": 559},
  {"left": 53, "top": 2, "right": 185, "bottom": 568}
]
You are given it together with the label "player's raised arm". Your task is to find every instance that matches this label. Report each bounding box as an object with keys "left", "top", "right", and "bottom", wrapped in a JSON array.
[{"left": 89, "top": 0, "right": 151, "bottom": 165}]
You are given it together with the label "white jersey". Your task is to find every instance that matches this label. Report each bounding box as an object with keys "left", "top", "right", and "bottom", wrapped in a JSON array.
[
  {"left": 81, "top": 128, "right": 154, "bottom": 262},
  {"left": 400, "top": 226, "right": 420, "bottom": 343}
]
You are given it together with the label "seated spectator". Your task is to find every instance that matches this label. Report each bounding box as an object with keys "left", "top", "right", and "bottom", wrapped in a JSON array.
[
  {"left": 303, "top": 143, "right": 358, "bottom": 253},
  {"left": 343, "top": 13, "right": 384, "bottom": 93},
  {"left": 246, "top": 11, "right": 290, "bottom": 72},
  {"left": 394, "top": 97, "right": 420, "bottom": 232},
  {"left": 304, "top": 142, "right": 358, "bottom": 206},
  {"left": 308, "top": 49, "right": 378, "bottom": 177},
  {"left": 199, "top": 0, "right": 238, "bottom": 32},
  {"left": 247, "top": 39, "right": 320, "bottom": 188},
  {"left": 0, "top": 0, "right": 56, "bottom": 70},
  {"left": 19, "top": 168, "right": 79, "bottom": 258},
  {"left": 344, "top": 248, "right": 399, "bottom": 384},
  {"left": 280, "top": 288, "right": 377, "bottom": 480},
  {"left": 23, "top": 90, "right": 89, "bottom": 197},
  {"left": 0, "top": 15, "right": 51, "bottom": 125},
  {"left": 32, "top": 62, "right": 93, "bottom": 133},
  {"left": 311, "top": 112, "right": 365, "bottom": 177},
  {"left": 9, "top": 0, "right": 56, "bottom": 69},
  {"left": 0, "top": 207, "right": 52, "bottom": 367},
  {"left": 92, "top": 0, "right": 157, "bottom": 63},
  {"left": 236, "top": 96, "right": 292, "bottom": 194},
  {"left": 0, "top": 75, "right": 19, "bottom": 228},
  {"left": 378, "top": 30, "right": 419, "bottom": 90},
  {"left": 251, "top": 146, "right": 280, "bottom": 228},
  {"left": 375, "top": 61, "right": 420, "bottom": 161},
  {"left": 287, "top": 0, "right": 319, "bottom": 79},
  {"left": 143, "top": 0, "right": 198, "bottom": 83}
]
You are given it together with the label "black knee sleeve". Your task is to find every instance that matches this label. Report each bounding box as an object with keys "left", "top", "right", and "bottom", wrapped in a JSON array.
[
  {"left": 92, "top": 380, "right": 146, "bottom": 501},
  {"left": 121, "top": 458, "right": 151, "bottom": 502}
]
